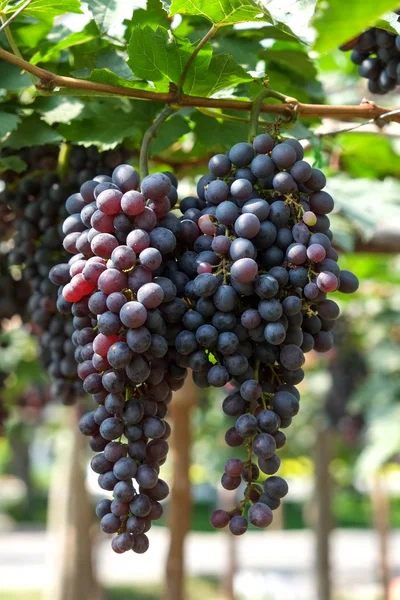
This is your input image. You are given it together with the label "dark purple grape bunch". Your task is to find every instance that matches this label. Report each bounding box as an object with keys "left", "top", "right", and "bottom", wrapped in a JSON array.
[
  {"left": 340, "top": 27, "right": 400, "bottom": 94},
  {"left": 51, "top": 163, "right": 189, "bottom": 555},
  {"left": 173, "top": 133, "right": 359, "bottom": 534},
  {"left": 5, "top": 172, "right": 84, "bottom": 404}
]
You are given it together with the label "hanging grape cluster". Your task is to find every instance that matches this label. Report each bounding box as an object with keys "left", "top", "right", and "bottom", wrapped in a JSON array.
[
  {"left": 50, "top": 129, "right": 359, "bottom": 554},
  {"left": 340, "top": 25, "right": 400, "bottom": 94}
]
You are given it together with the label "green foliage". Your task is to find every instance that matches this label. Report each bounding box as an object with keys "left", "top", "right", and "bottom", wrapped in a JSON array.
[
  {"left": 313, "top": 1, "right": 400, "bottom": 52},
  {"left": 5, "top": 0, "right": 83, "bottom": 21},
  {"left": 169, "top": 0, "right": 273, "bottom": 26}
]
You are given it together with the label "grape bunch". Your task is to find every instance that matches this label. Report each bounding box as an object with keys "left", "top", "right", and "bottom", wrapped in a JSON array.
[
  {"left": 5, "top": 173, "right": 84, "bottom": 404},
  {"left": 51, "top": 133, "right": 359, "bottom": 552},
  {"left": 340, "top": 27, "right": 400, "bottom": 94},
  {"left": 174, "top": 135, "right": 359, "bottom": 534},
  {"left": 51, "top": 164, "right": 187, "bottom": 555}
]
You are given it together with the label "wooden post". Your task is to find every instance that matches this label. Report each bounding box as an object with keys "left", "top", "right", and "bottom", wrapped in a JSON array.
[
  {"left": 313, "top": 426, "right": 334, "bottom": 600},
  {"left": 164, "top": 376, "right": 197, "bottom": 600},
  {"left": 371, "top": 473, "right": 391, "bottom": 600},
  {"left": 44, "top": 406, "right": 104, "bottom": 600}
]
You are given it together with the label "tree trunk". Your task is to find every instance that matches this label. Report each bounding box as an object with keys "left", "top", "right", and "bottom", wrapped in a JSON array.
[
  {"left": 44, "top": 405, "right": 103, "bottom": 600},
  {"left": 371, "top": 473, "right": 391, "bottom": 600},
  {"left": 164, "top": 377, "right": 197, "bottom": 600},
  {"left": 313, "top": 426, "right": 334, "bottom": 600}
]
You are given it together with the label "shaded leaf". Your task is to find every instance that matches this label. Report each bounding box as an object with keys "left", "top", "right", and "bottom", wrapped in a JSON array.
[
  {"left": 83, "top": 68, "right": 154, "bottom": 90},
  {"left": 86, "top": 0, "right": 138, "bottom": 32},
  {"left": 0, "top": 62, "right": 32, "bottom": 90},
  {"left": 129, "top": 0, "right": 170, "bottom": 29},
  {"left": 35, "top": 97, "right": 87, "bottom": 124},
  {"left": 0, "top": 155, "right": 27, "bottom": 173},
  {"left": 2, "top": 115, "right": 63, "bottom": 149},
  {"left": 0, "top": 111, "right": 20, "bottom": 138},
  {"left": 31, "top": 23, "right": 99, "bottom": 65},
  {"left": 169, "top": 0, "right": 273, "bottom": 27},
  {"left": 151, "top": 114, "right": 190, "bottom": 154},
  {"left": 313, "top": 0, "right": 400, "bottom": 53}
]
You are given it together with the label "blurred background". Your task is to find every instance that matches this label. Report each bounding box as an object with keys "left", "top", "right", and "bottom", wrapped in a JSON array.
[{"left": 1, "top": 2, "right": 400, "bottom": 600}]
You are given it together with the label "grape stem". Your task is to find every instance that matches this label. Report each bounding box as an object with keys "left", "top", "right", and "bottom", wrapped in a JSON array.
[
  {"left": 0, "top": 47, "right": 399, "bottom": 123},
  {"left": 139, "top": 105, "right": 176, "bottom": 179},
  {"left": 248, "top": 88, "right": 298, "bottom": 143},
  {"left": 57, "top": 142, "right": 71, "bottom": 182},
  {"left": 0, "top": 0, "right": 34, "bottom": 34}
]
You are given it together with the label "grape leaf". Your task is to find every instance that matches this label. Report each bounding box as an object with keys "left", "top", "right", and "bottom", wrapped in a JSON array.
[
  {"left": 0, "top": 111, "right": 20, "bottom": 139},
  {"left": 83, "top": 68, "right": 155, "bottom": 91},
  {"left": 0, "top": 62, "right": 32, "bottom": 90},
  {"left": 313, "top": 0, "right": 400, "bottom": 53},
  {"left": 375, "top": 12, "right": 400, "bottom": 35},
  {"left": 151, "top": 114, "right": 190, "bottom": 154},
  {"left": 128, "top": 25, "right": 189, "bottom": 86},
  {"left": 2, "top": 115, "right": 63, "bottom": 148},
  {"left": 57, "top": 99, "right": 160, "bottom": 148},
  {"left": 86, "top": 0, "right": 138, "bottom": 32},
  {"left": 35, "top": 97, "right": 87, "bottom": 125},
  {"left": 169, "top": 0, "right": 273, "bottom": 26},
  {"left": 186, "top": 52, "right": 254, "bottom": 96},
  {"left": 13, "top": 21, "right": 52, "bottom": 49},
  {"left": 7, "top": 0, "right": 83, "bottom": 21},
  {"left": 129, "top": 0, "right": 170, "bottom": 29},
  {"left": 73, "top": 50, "right": 136, "bottom": 81},
  {"left": 0, "top": 155, "right": 27, "bottom": 173},
  {"left": 261, "top": 45, "right": 318, "bottom": 80},
  {"left": 31, "top": 25, "right": 99, "bottom": 65}
]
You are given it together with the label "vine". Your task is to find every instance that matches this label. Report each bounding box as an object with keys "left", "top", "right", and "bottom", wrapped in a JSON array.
[{"left": 0, "top": 46, "right": 399, "bottom": 124}]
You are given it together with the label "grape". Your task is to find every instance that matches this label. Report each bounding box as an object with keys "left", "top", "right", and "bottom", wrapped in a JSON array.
[
  {"left": 290, "top": 160, "right": 312, "bottom": 183},
  {"left": 307, "top": 243, "right": 326, "bottom": 263},
  {"left": 230, "top": 258, "right": 258, "bottom": 283},
  {"left": 205, "top": 179, "right": 229, "bottom": 204},
  {"left": 248, "top": 503, "right": 273, "bottom": 528},
  {"left": 272, "top": 391, "right": 299, "bottom": 418},
  {"left": 137, "top": 283, "right": 164, "bottom": 309},
  {"left": 211, "top": 509, "right": 230, "bottom": 528},
  {"left": 228, "top": 142, "right": 255, "bottom": 167},
  {"left": 227, "top": 515, "right": 248, "bottom": 537},
  {"left": 215, "top": 201, "right": 238, "bottom": 225},
  {"left": 141, "top": 173, "right": 171, "bottom": 200},
  {"left": 263, "top": 476, "right": 289, "bottom": 499},
  {"left": 280, "top": 345, "right": 305, "bottom": 371},
  {"left": 271, "top": 143, "right": 297, "bottom": 169},
  {"left": 264, "top": 322, "right": 286, "bottom": 345},
  {"left": 250, "top": 154, "right": 275, "bottom": 179},
  {"left": 209, "top": 154, "right": 232, "bottom": 177},
  {"left": 273, "top": 172, "right": 296, "bottom": 193},
  {"left": 234, "top": 214, "right": 260, "bottom": 239},
  {"left": 339, "top": 270, "right": 359, "bottom": 293},
  {"left": 317, "top": 271, "right": 338, "bottom": 293},
  {"left": 253, "top": 133, "right": 274, "bottom": 153},
  {"left": 230, "top": 238, "right": 256, "bottom": 260},
  {"left": 207, "top": 365, "right": 230, "bottom": 387}
]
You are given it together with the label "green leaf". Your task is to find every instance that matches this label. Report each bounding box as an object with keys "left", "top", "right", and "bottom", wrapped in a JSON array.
[
  {"left": 8, "top": 0, "right": 83, "bottom": 22},
  {"left": 0, "top": 155, "right": 27, "bottom": 173},
  {"left": 261, "top": 45, "right": 318, "bottom": 80},
  {"left": 128, "top": 0, "right": 170, "bottom": 29},
  {"left": 185, "top": 52, "right": 254, "bottom": 96},
  {"left": 0, "top": 61, "right": 32, "bottom": 90},
  {"left": 127, "top": 25, "right": 188, "bottom": 88},
  {"left": 313, "top": 0, "right": 400, "bottom": 53},
  {"left": 31, "top": 25, "right": 99, "bottom": 65},
  {"left": 72, "top": 49, "right": 135, "bottom": 81},
  {"left": 169, "top": 0, "right": 273, "bottom": 26},
  {"left": 150, "top": 114, "right": 190, "bottom": 154},
  {"left": 3, "top": 115, "right": 63, "bottom": 149},
  {"left": 13, "top": 21, "right": 53, "bottom": 49},
  {"left": 375, "top": 12, "right": 400, "bottom": 35},
  {"left": 0, "top": 111, "right": 20, "bottom": 139},
  {"left": 86, "top": 0, "right": 137, "bottom": 32},
  {"left": 83, "top": 68, "right": 154, "bottom": 91},
  {"left": 57, "top": 99, "right": 160, "bottom": 148},
  {"left": 35, "top": 97, "right": 87, "bottom": 124}
]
